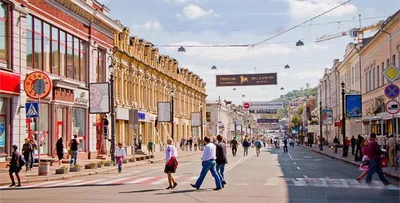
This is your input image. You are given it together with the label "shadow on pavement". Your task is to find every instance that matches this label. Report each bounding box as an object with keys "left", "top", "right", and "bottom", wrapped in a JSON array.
[
  {"left": 119, "top": 188, "right": 165, "bottom": 193},
  {"left": 154, "top": 188, "right": 209, "bottom": 195},
  {"left": 1, "top": 183, "right": 125, "bottom": 191}
]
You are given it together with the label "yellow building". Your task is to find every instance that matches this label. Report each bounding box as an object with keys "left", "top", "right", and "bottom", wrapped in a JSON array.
[{"left": 112, "top": 28, "right": 207, "bottom": 154}]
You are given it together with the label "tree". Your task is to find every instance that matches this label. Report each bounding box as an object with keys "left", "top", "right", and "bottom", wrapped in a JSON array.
[{"left": 291, "top": 114, "right": 301, "bottom": 129}]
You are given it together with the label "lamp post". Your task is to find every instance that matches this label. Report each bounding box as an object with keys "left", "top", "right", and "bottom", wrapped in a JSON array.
[
  {"left": 341, "top": 81, "right": 347, "bottom": 157},
  {"left": 170, "top": 89, "right": 175, "bottom": 139},
  {"left": 200, "top": 103, "right": 204, "bottom": 140},
  {"left": 109, "top": 64, "right": 116, "bottom": 163},
  {"left": 319, "top": 100, "right": 323, "bottom": 151}
]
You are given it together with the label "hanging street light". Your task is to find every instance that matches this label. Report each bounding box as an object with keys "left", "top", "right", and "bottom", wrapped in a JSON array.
[
  {"left": 284, "top": 64, "right": 290, "bottom": 69},
  {"left": 211, "top": 65, "right": 217, "bottom": 70},
  {"left": 296, "top": 40, "right": 305, "bottom": 46}
]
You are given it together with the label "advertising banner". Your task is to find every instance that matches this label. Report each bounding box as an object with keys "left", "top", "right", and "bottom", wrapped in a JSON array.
[
  {"left": 191, "top": 112, "right": 201, "bottom": 127},
  {"left": 157, "top": 102, "right": 171, "bottom": 122},
  {"left": 243, "top": 101, "right": 283, "bottom": 110},
  {"left": 0, "top": 122, "right": 4, "bottom": 147},
  {"left": 345, "top": 95, "right": 362, "bottom": 118},
  {"left": 321, "top": 109, "right": 333, "bottom": 125},
  {"left": 250, "top": 109, "right": 278, "bottom": 114},
  {"left": 216, "top": 73, "right": 277, "bottom": 87},
  {"left": 257, "top": 119, "right": 279, "bottom": 123},
  {"left": 89, "top": 83, "right": 110, "bottom": 114}
]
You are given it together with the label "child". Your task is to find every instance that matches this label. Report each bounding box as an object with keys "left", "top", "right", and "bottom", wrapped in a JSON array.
[
  {"left": 356, "top": 139, "right": 369, "bottom": 182},
  {"left": 114, "top": 143, "right": 126, "bottom": 173}
]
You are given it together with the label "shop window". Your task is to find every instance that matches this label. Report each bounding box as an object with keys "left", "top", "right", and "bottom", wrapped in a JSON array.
[
  {"left": 51, "top": 27, "right": 59, "bottom": 75},
  {"left": 73, "top": 108, "right": 86, "bottom": 151},
  {"left": 0, "top": 98, "right": 7, "bottom": 154},
  {"left": 0, "top": 2, "right": 9, "bottom": 66},
  {"left": 60, "top": 30, "right": 66, "bottom": 77},
  {"left": 73, "top": 37, "right": 79, "bottom": 80},
  {"left": 43, "top": 23, "right": 51, "bottom": 72},
  {"left": 33, "top": 18, "right": 42, "bottom": 70},
  {"left": 67, "top": 34, "right": 73, "bottom": 78},
  {"left": 26, "top": 15, "right": 33, "bottom": 68}
]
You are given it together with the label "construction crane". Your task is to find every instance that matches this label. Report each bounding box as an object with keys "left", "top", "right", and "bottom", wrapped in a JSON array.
[{"left": 316, "top": 19, "right": 384, "bottom": 43}]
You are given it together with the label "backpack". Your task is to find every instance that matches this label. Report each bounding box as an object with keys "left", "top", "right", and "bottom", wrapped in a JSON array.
[
  {"left": 71, "top": 139, "right": 78, "bottom": 150},
  {"left": 18, "top": 155, "right": 26, "bottom": 168}
]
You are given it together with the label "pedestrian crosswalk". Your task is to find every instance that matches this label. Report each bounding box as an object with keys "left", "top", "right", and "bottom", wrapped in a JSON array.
[{"left": 1, "top": 177, "right": 399, "bottom": 190}]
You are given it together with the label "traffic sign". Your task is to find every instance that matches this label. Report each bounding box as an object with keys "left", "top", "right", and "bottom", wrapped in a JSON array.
[
  {"left": 33, "top": 79, "right": 46, "bottom": 95},
  {"left": 385, "top": 100, "right": 400, "bottom": 115},
  {"left": 382, "top": 64, "right": 400, "bottom": 83},
  {"left": 243, "top": 102, "right": 250, "bottom": 109},
  {"left": 26, "top": 102, "right": 39, "bottom": 118},
  {"left": 384, "top": 84, "right": 400, "bottom": 99}
]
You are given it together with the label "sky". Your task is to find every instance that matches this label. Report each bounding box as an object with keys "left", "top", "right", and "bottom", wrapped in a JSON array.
[{"left": 97, "top": 0, "right": 399, "bottom": 105}]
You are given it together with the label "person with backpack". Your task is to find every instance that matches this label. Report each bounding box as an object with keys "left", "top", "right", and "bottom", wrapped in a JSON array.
[
  {"left": 254, "top": 138, "right": 262, "bottom": 156},
  {"left": 8, "top": 145, "right": 23, "bottom": 187},
  {"left": 69, "top": 135, "right": 80, "bottom": 166},
  {"left": 22, "top": 138, "right": 32, "bottom": 172},
  {"left": 242, "top": 138, "right": 251, "bottom": 156}
]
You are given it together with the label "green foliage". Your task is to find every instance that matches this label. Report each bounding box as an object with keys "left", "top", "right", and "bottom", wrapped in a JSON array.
[
  {"left": 275, "top": 87, "right": 317, "bottom": 119},
  {"left": 291, "top": 114, "right": 301, "bottom": 128}
]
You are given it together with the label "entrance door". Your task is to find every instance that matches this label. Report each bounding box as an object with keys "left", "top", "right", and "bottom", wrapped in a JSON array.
[{"left": 57, "top": 107, "right": 67, "bottom": 145}]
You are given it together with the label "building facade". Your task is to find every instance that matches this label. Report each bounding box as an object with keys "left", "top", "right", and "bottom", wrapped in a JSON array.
[
  {"left": 113, "top": 28, "right": 207, "bottom": 152},
  {"left": 0, "top": 0, "right": 122, "bottom": 167}
]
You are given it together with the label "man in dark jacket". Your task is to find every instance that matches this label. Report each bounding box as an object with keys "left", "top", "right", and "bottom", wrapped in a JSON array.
[
  {"left": 364, "top": 134, "right": 390, "bottom": 185},
  {"left": 230, "top": 138, "right": 238, "bottom": 156},
  {"left": 350, "top": 135, "right": 356, "bottom": 155},
  {"left": 355, "top": 135, "right": 364, "bottom": 161},
  {"left": 216, "top": 135, "right": 227, "bottom": 186}
]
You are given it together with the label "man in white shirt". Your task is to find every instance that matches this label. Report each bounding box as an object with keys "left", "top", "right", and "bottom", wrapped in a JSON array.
[{"left": 191, "top": 136, "right": 222, "bottom": 190}]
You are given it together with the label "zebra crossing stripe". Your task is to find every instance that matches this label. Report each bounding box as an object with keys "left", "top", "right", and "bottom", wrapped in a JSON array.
[
  {"left": 72, "top": 179, "right": 106, "bottom": 186},
  {"left": 100, "top": 177, "right": 135, "bottom": 185},
  {"left": 23, "top": 180, "right": 64, "bottom": 188},
  {"left": 127, "top": 177, "right": 154, "bottom": 184},
  {"left": 43, "top": 180, "right": 83, "bottom": 188},
  {"left": 140, "top": 176, "right": 165, "bottom": 185}
]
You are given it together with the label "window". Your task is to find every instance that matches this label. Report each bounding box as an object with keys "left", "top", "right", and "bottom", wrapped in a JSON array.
[
  {"left": 67, "top": 34, "right": 73, "bottom": 78},
  {"left": 33, "top": 18, "right": 42, "bottom": 70},
  {"left": 382, "top": 62, "right": 385, "bottom": 85},
  {"left": 372, "top": 67, "right": 375, "bottom": 90},
  {"left": 0, "top": 2, "right": 9, "bottom": 66},
  {"left": 393, "top": 54, "right": 396, "bottom": 66},
  {"left": 73, "top": 108, "right": 86, "bottom": 151},
  {"left": 97, "top": 49, "right": 105, "bottom": 82},
  {"left": 43, "top": 23, "right": 51, "bottom": 72},
  {"left": 51, "top": 27, "right": 59, "bottom": 75},
  {"left": 377, "top": 65, "right": 380, "bottom": 87},
  {"left": 26, "top": 15, "right": 33, "bottom": 68},
  {"left": 352, "top": 66, "right": 354, "bottom": 84},
  {"left": 387, "top": 59, "right": 389, "bottom": 67},
  {"left": 368, "top": 70, "right": 371, "bottom": 92},
  {"left": 73, "top": 37, "right": 79, "bottom": 80},
  {"left": 80, "top": 41, "right": 87, "bottom": 82},
  {"left": 60, "top": 30, "right": 66, "bottom": 76},
  {"left": 365, "top": 72, "right": 368, "bottom": 92},
  {"left": 0, "top": 97, "right": 7, "bottom": 154},
  {"left": 31, "top": 103, "right": 49, "bottom": 155}
]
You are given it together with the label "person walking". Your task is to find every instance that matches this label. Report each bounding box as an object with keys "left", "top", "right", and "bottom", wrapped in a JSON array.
[
  {"left": 147, "top": 139, "right": 154, "bottom": 155},
  {"left": 242, "top": 138, "right": 251, "bottom": 156},
  {"left": 191, "top": 136, "right": 222, "bottom": 190},
  {"left": 333, "top": 136, "right": 339, "bottom": 154},
  {"left": 69, "top": 135, "right": 80, "bottom": 166},
  {"left": 355, "top": 135, "right": 364, "bottom": 161},
  {"left": 29, "top": 138, "right": 37, "bottom": 170},
  {"left": 165, "top": 138, "right": 178, "bottom": 189},
  {"left": 230, "top": 138, "right": 238, "bottom": 156},
  {"left": 8, "top": 145, "right": 22, "bottom": 187},
  {"left": 22, "top": 138, "right": 32, "bottom": 172},
  {"left": 54, "top": 136, "right": 64, "bottom": 167},
  {"left": 194, "top": 138, "right": 198, "bottom": 151},
  {"left": 254, "top": 138, "right": 262, "bottom": 156},
  {"left": 283, "top": 138, "right": 288, "bottom": 153},
  {"left": 345, "top": 137, "right": 351, "bottom": 155},
  {"left": 356, "top": 139, "right": 370, "bottom": 182},
  {"left": 364, "top": 134, "right": 390, "bottom": 186},
  {"left": 216, "top": 135, "right": 227, "bottom": 187},
  {"left": 350, "top": 136, "right": 356, "bottom": 156},
  {"left": 115, "top": 143, "right": 127, "bottom": 173},
  {"left": 386, "top": 135, "right": 396, "bottom": 166},
  {"left": 188, "top": 137, "right": 193, "bottom": 151}
]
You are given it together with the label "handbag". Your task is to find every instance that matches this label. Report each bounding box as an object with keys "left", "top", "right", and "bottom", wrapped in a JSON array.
[
  {"left": 380, "top": 157, "right": 388, "bottom": 168},
  {"left": 361, "top": 160, "right": 370, "bottom": 166}
]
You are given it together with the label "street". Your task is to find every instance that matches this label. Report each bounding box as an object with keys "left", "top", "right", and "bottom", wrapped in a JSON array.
[{"left": 1, "top": 146, "right": 399, "bottom": 203}]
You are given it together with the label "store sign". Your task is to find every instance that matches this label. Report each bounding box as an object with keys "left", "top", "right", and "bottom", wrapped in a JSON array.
[
  {"left": 89, "top": 83, "right": 110, "bottom": 114},
  {"left": 24, "top": 71, "right": 52, "bottom": 99},
  {"left": 345, "top": 95, "right": 362, "bottom": 118},
  {"left": 157, "top": 102, "right": 171, "bottom": 122},
  {"left": 0, "top": 70, "right": 20, "bottom": 95},
  {"left": 138, "top": 112, "right": 146, "bottom": 121},
  {"left": 321, "top": 109, "right": 333, "bottom": 125},
  {"left": 74, "top": 89, "right": 89, "bottom": 106},
  {"left": 242, "top": 101, "right": 283, "bottom": 110},
  {"left": 334, "top": 121, "right": 342, "bottom": 127},
  {"left": 53, "top": 87, "right": 74, "bottom": 103},
  {"left": 116, "top": 107, "right": 129, "bottom": 120},
  {"left": 216, "top": 73, "right": 277, "bottom": 87}
]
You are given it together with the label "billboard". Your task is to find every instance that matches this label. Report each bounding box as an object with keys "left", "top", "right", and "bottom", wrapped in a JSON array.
[
  {"left": 257, "top": 119, "right": 279, "bottom": 124},
  {"left": 346, "top": 95, "right": 362, "bottom": 118},
  {"left": 216, "top": 73, "right": 277, "bottom": 87},
  {"left": 321, "top": 109, "right": 333, "bottom": 125},
  {"left": 250, "top": 109, "right": 278, "bottom": 114},
  {"left": 191, "top": 112, "right": 201, "bottom": 127},
  {"left": 157, "top": 102, "right": 171, "bottom": 122},
  {"left": 243, "top": 101, "right": 283, "bottom": 110},
  {"left": 89, "top": 83, "right": 110, "bottom": 114}
]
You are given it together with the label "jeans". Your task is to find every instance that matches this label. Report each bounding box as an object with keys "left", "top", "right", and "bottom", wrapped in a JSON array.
[
  {"left": 283, "top": 146, "right": 288, "bottom": 153},
  {"left": 70, "top": 150, "right": 78, "bottom": 165},
  {"left": 116, "top": 156, "right": 123, "bottom": 173},
  {"left": 244, "top": 147, "right": 249, "bottom": 156},
  {"left": 194, "top": 160, "right": 222, "bottom": 189},
  {"left": 30, "top": 151, "right": 34, "bottom": 168},
  {"left": 351, "top": 145, "right": 355, "bottom": 155},
  {"left": 365, "top": 159, "right": 389, "bottom": 185},
  {"left": 232, "top": 147, "right": 237, "bottom": 156},
  {"left": 216, "top": 164, "right": 226, "bottom": 184}
]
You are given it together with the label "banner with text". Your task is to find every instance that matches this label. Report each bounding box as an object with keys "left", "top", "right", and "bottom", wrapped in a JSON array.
[
  {"left": 257, "top": 119, "right": 280, "bottom": 124},
  {"left": 216, "top": 73, "right": 277, "bottom": 87},
  {"left": 243, "top": 101, "right": 283, "bottom": 110}
]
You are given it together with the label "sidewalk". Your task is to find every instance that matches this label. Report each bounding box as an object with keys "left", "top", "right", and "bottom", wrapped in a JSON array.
[
  {"left": 300, "top": 144, "right": 400, "bottom": 180},
  {"left": 0, "top": 150, "right": 201, "bottom": 186}
]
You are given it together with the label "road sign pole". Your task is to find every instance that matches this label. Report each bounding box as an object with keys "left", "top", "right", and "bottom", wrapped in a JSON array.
[{"left": 37, "top": 97, "right": 40, "bottom": 175}]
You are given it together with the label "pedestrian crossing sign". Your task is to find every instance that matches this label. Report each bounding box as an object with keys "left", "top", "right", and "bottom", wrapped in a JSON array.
[{"left": 26, "top": 102, "right": 39, "bottom": 118}]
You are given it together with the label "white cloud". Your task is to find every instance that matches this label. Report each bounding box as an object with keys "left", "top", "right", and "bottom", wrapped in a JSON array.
[
  {"left": 132, "top": 20, "right": 162, "bottom": 31},
  {"left": 165, "top": 41, "right": 294, "bottom": 61},
  {"left": 287, "top": 0, "right": 357, "bottom": 19},
  {"left": 182, "top": 4, "right": 214, "bottom": 19}
]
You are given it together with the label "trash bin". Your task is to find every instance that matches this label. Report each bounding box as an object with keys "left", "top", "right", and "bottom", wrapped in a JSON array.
[{"left": 39, "top": 161, "right": 50, "bottom": 176}]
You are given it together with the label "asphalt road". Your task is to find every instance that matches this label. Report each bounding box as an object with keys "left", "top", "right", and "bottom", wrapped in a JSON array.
[{"left": 0, "top": 146, "right": 399, "bottom": 203}]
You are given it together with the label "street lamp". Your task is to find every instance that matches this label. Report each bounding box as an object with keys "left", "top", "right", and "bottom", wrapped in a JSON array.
[
  {"left": 200, "top": 103, "right": 203, "bottom": 141},
  {"left": 170, "top": 89, "right": 175, "bottom": 139},
  {"left": 284, "top": 64, "right": 290, "bottom": 69},
  {"left": 296, "top": 40, "right": 305, "bottom": 46},
  {"left": 178, "top": 46, "right": 186, "bottom": 52},
  {"left": 211, "top": 65, "right": 217, "bottom": 70},
  {"left": 109, "top": 64, "right": 116, "bottom": 163},
  {"left": 319, "top": 99, "right": 323, "bottom": 151},
  {"left": 341, "top": 81, "right": 347, "bottom": 157}
]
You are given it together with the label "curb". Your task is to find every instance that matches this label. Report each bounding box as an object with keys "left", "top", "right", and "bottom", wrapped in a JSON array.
[
  {"left": 0, "top": 152, "right": 201, "bottom": 186},
  {"left": 300, "top": 146, "right": 400, "bottom": 181}
]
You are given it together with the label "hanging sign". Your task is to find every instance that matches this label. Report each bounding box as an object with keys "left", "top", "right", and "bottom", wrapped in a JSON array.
[{"left": 24, "top": 71, "right": 52, "bottom": 99}]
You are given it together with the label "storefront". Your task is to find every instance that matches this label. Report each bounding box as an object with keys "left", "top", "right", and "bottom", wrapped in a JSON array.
[{"left": 0, "top": 70, "right": 20, "bottom": 165}]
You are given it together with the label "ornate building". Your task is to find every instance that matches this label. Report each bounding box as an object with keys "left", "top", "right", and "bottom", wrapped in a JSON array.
[{"left": 113, "top": 28, "right": 207, "bottom": 153}]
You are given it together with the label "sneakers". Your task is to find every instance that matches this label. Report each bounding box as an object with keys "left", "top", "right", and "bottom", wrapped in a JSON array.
[{"left": 190, "top": 184, "right": 199, "bottom": 190}]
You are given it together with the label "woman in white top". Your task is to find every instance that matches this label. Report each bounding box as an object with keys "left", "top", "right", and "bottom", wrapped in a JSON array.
[
  {"left": 114, "top": 143, "right": 127, "bottom": 173},
  {"left": 164, "top": 138, "right": 178, "bottom": 189}
]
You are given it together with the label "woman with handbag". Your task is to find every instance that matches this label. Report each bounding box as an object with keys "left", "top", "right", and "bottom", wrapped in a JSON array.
[
  {"left": 164, "top": 138, "right": 178, "bottom": 189},
  {"left": 356, "top": 139, "right": 369, "bottom": 182},
  {"left": 364, "top": 134, "right": 390, "bottom": 186},
  {"left": 53, "top": 136, "right": 64, "bottom": 167}
]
